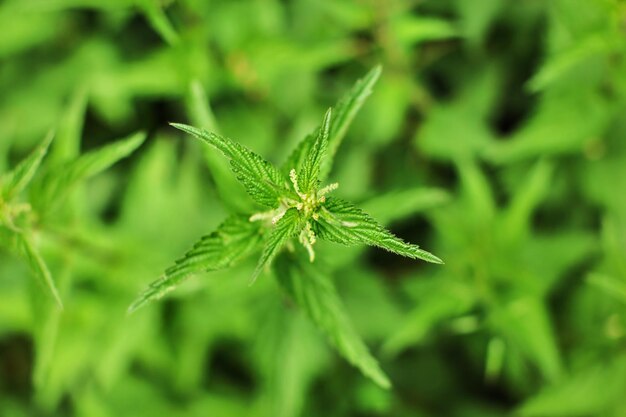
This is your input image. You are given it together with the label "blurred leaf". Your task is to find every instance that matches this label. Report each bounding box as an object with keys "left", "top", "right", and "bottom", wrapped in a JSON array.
[
  {"left": 496, "top": 296, "right": 562, "bottom": 382},
  {"left": 136, "top": 0, "right": 179, "bottom": 46},
  {"left": 418, "top": 103, "right": 493, "bottom": 160},
  {"left": 519, "top": 232, "right": 597, "bottom": 295},
  {"left": 587, "top": 273, "right": 626, "bottom": 305},
  {"left": 321, "top": 65, "right": 382, "bottom": 182},
  {"left": 528, "top": 32, "right": 612, "bottom": 92},
  {"left": 500, "top": 159, "right": 553, "bottom": 243},
  {"left": 31, "top": 267, "right": 67, "bottom": 394},
  {"left": 315, "top": 0, "right": 373, "bottom": 30},
  {"left": 352, "top": 74, "right": 413, "bottom": 146},
  {"left": 383, "top": 279, "right": 475, "bottom": 357},
  {"left": 255, "top": 303, "right": 327, "bottom": 417},
  {"left": 392, "top": 15, "right": 459, "bottom": 45},
  {"left": 600, "top": 214, "right": 626, "bottom": 277},
  {"left": 1, "top": 132, "right": 54, "bottom": 200},
  {"left": 417, "top": 68, "right": 499, "bottom": 160},
  {"left": 282, "top": 66, "right": 382, "bottom": 181},
  {"left": 456, "top": 158, "right": 496, "bottom": 224},
  {"left": 485, "top": 91, "right": 613, "bottom": 163},
  {"left": 50, "top": 88, "right": 87, "bottom": 165},
  {"left": 246, "top": 39, "right": 357, "bottom": 95},
  {"left": 484, "top": 337, "right": 506, "bottom": 383},
  {"left": 185, "top": 80, "right": 252, "bottom": 213},
  {"left": 360, "top": 187, "right": 450, "bottom": 225},
  {"left": 517, "top": 357, "right": 626, "bottom": 416},
  {"left": 16, "top": 233, "right": 63, "bottom": 308},
  {"left": 16, "top": 0, "right": 130, "bottom": 11},
  {"left": 454, "top": 0, "right": 502, "bottom": 45},
  {"left": 0, "top": 6, "right": 63, "bottom": 57},
  {"left": 275, "top": 254, "right": 391, "bottom": 389},
  {"left": 33, "top": 131, "right": 146, "bottom": 212}
]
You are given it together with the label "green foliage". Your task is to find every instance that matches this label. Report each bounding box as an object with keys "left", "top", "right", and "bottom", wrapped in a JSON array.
[
  {"left": 315, "top": 197, "right": 443, "bottom": 264},
  {"left": 17, "top": 233, "right": 63, "bottom": 309},
  {"left": 32, "top": 132, "right": 146, "bottom": 212},
  {"left": 171, "top": 123, "right": 289, "bottom": 208},
  {"left": 252, "top": 208, "right": 303, "bottom": 283},
  {"left": 1, "top": 133, "right": 54, "bottom": 201},
  {"left": 2, "top": 0, "right": 626, "bottom": 416},
  {"left": 297, "top": 108, "right": 332, "bottom": 195},
  {"left": 128, "top": 214, "right": 264, "bottom": 314},
  {"left": 0, "top": 127, "right": 145, "bottom": 310},
  {"left": 132, "top": 71, "right": 441, "bottom": 388},
  {"left": 275, "top": 254, "right": 391, "bottom": 389},
  {"left": 0, "top": 133, "right": 60, "bottom": 305},
  {"left": 282, "top": 66, "right": 382, "bottom": 182}
]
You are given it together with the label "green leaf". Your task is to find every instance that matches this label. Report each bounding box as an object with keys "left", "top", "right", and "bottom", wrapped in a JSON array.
[
  {"left": 281, "top": 66, "right": 382, "bottom": 180},
  {"left": 275, "top": 254, "right": 391, "bottom": 389},
  {"left": 315, "top": 198, "right": 443, "bottom": 264},
  {"left": 16, "top": 233, "right": 63, "bottom": 309},
  {"left": 186, "top": 81, "right": 220, "bottom": 133},
  {"left": 33, "top": 131, "right": 146, "bottom": 211},
  {"left": 457, "top": 157, "right": 496, "bottom": 224},
  {"left": 31, "top": 267, "right": 67, "bottom": 392},
  {"left": 484, "top": 90, "right": 612, "bottom": 164},
  {"left": 360, "top": 187, "right": 450, "bottom": 225},
  {"left": 51, "top": 87, "right": 87, "bottom": 165},
  {"left": 392, "top": 16, "right": 459, "bottom": 45},
  {"left": 171, "top": 123, "right": 290, "bottom": 208},
  {"left": 252, "top": 208, "right": 304, "bottom": 283},
  {"left": 128, "top": 215, "right": 264, "bottom": 314},
  {"left": 516, "top": 358, "right": 626, "bottom": 416},
  {"left": 501, "top": 159, "right": 553, "bottom": 243},
  {"left": 321, "top": 66, "right": 382, "bottom": 181},
  {"left": 256, "top": 302, "right": 327, "bottom": 417},
  {"left": 497, "top": 296, "right": 562, "bottom": 382},
  {"left": 297, "top": 108, "right": 332, "bottom": 194},
  {"left": 185, "top": 80, "right": 253, "bottom": 213},
  {"left": 382, "top": 279, "right": 475, "bottom": 357},
  {"left": 527, "top": 33, "right": 611, "bottom": 92},
  {"left": 1, "top": 132, "right": 54, "bottom": 200},
  {"left": 137, "top": 0, "right": 179, "bottom": 46},
  {"left": 587, "top": 273, "right": 626, "bottom": 305}
]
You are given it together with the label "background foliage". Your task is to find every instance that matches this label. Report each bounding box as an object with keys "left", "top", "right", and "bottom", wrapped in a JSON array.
[{"left": 1, "top": 0, "right": 625, "bottom": 416}]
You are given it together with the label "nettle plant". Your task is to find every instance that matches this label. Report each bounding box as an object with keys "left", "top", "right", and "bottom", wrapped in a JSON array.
[
  {"left": 0, "top": 130, "right": 145, "bottom": 308},
  {"left": 130, "top": 67, "right": 442, "bottom": 387}
]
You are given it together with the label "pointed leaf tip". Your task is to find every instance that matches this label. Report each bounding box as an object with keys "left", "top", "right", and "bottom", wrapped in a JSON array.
[
  {"left": 2, "top": 131, "right": 55, "bottom": 200},
  {"left": 129, "top": 215, "right": 264, "bottom": 312},
  {"left": 280, "top": 66, "right": 382, "bottom": 180},
  {"left": 19, "top": 234, "right": 64, "bottom": 309},
  {"left": 31, "top": 131, "right": 146, "bottom": 212},
  {"left": 315, "top": 198, "right": 443, "bottom": 265},
  {"left": 171, "top": 121, "right": 288, "bottom": 207},
  {"left": 297, "top": 109, "right": 333, "bottom": 194}
]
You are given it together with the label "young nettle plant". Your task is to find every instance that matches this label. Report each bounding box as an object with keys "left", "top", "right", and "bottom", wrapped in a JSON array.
[
  {"left": 0, "top": 130, "right": 145, "bottom": 309},
  {"left": 130, "top": 67, "right": 442, "bottom": 387},
  {"left": 0, "top": 134, "right": 63, "bottom": 306}
]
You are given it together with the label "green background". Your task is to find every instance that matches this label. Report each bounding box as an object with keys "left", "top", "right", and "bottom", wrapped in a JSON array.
[{"left": 1, "top": 0, "right": 625, "bottom": 416}]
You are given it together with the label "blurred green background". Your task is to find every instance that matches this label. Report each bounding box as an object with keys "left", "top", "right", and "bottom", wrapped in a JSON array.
[{"left": 1, "top": 0, "right": 626, "bottom": 416}]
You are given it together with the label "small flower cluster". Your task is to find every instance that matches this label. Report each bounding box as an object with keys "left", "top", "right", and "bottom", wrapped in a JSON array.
[{"left": 250, "top": 168, "right": 339, "bottom": 261}]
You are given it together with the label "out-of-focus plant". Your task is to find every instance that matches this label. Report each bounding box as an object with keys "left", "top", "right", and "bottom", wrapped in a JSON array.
[
  {"left": 0, "top": 131, "right": 144, "bottom": 308},
  {"left": 2, "top": 0, "right": 626, "bottom": 416}
]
